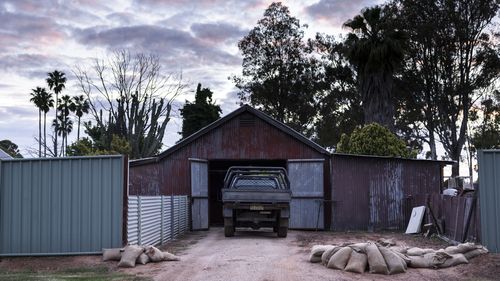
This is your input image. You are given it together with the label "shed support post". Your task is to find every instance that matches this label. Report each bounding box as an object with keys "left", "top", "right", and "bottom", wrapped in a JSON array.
[{"left": 138, "top": 196, "right": 142, "bottom": 245}]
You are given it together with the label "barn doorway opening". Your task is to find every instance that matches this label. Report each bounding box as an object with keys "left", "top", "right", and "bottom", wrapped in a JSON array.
[{"left": 208, "top": 159, "right": 287, "bottom": 226}]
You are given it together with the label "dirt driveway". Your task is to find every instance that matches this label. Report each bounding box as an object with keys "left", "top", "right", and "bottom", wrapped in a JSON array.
[
  {"left": 136, "top": 227, "right": 500, "bottom": 281},
  {"left": 1, "top": 228, "right": 499, "bottom": 281}
]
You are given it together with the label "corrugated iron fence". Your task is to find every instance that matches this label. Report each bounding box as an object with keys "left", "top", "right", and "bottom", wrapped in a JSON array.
[
  {"left": 428, "top": 193, "right": 480, "bottom": 243},
  {"left": 0, "top": 156, "right": 125, "bottom": 256},
  {"left": 127, "top": 195, "right": 189, "bottom": 246},
  {"left": 478, "top": 150, "right": 500, "bottom": 253}
]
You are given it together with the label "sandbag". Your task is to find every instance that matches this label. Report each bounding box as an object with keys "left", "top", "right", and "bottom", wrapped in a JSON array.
[
  {"left": 408, "top": 255, "right": 435, "bottom": 268},
  {"left": 349, "top": 243, "right": 368, "bottom": 253},
  {"left": 321, "top": 246, "right": 340, "bottom": 265},
  {"left": 136, "top": 253, "right": 150, "bottom": 265},
  {"left": 118, "top": 245, "right": 144, "bottom": 268},
  {"left": 406, "top": 247, "right": 435, "bottom": 256},
  {"left": 393, "top": 251, "right": 410, "bottom": 268},
  {"left": 458, "top": 243, "right": 480, "bottom": 253},
  {"left": 311, "top": 245, "right": 332, "bottom": 257},
  {"left": 438, "top": 254, "right": 468, "bottom": 268},
  {"left": 377, "top": 238, "right": 396, "bottom": 247},
  {"left": 365, "top": 242, "right": 389, "bottom": 274},
  {"left": 163, "top": 252, "right": 181, "bottom": 261},
  {"left": 102, "top": 248, "right": 122, "bottom": 261},
  {"left": 344, "top": 251, "right": 368, "bottom": 273},
  {"left": 463, "top": 247, "right": 488, "bottom": 260},
  {"left": 389, "top": 246, "right": 408, "bottom": 254},
  {"left": 379, "top": 246, "right": 406, "bottom": 274},
  {"left": 309, "top": 254, "right": 322, "bottom": 263},
  {"left": 327, "top": 247, "right": 352, "bottom": 270},
  {"left": 310, "top": 245, "right": 334, "bottom": 263},
  {"left": 145, "top": 246, "right": 180, "bottom": 262}
]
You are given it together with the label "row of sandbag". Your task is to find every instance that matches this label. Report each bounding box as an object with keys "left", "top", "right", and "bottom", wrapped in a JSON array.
[
  {"left": 394, "top": 242, "right": 488, "bottom": 269},
  {"left": 309, "top": 242, "right": 488, "bottom": 275},
  {"left": 103, "top": 245, "right": 180, "bottom": 268}
]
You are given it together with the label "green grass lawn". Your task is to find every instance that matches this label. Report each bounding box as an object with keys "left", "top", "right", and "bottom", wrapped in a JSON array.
[{"left": 0, "top": 266, "right": 151, "bottom": 281}]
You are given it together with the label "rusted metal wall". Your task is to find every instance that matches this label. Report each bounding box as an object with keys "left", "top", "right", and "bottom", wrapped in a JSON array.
[
  {"left": 130, "top": 115, "right": 327, "bottom": 195},
  {"left": 331, "top": 154, "right": 443, "bottom": 231},
  {"left": 428, "top": 193, "right": 480, "bottom": 243}
]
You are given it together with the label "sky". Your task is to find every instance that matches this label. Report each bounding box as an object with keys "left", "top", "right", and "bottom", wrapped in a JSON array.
[{"left": 0, "top": 0, "right": 384, "bottom": 157}]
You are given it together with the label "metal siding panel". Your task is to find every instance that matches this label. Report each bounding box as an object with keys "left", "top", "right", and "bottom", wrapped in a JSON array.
[
  {"left": 478, "top": 150, "right": 500, "bottom": 253},
  {"left": 0, "top": 156, "right": 124, "bottom": 256},
  {"left": 289, "top": 199, "right": 324, "bottom": 229},
  {"left": 287, "top": 160, "right": 324, "bottom": 229}
]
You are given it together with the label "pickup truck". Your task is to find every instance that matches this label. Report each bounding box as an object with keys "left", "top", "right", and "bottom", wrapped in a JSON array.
[{"left": 221, "top": 166, "right": 292, "bottom": 237}]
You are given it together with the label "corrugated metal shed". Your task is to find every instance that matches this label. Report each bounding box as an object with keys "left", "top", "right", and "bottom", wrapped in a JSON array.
[
  {"left": 130, "top": 105, "right": 331, "bottom": 229},
  {"left": 478, "top": 150, "right": 500, "bottom": 253},
  {"left": 331, "top": 154, "right": 451, "bottom": 231},
  {"left": 0, "top": 156, "right": 126, "bottom": 256},
  {"left": 130, "top": 105, "right": 449, "bottom": 231}
]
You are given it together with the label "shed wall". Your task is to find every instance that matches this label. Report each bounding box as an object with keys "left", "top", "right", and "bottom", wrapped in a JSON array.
[
  {"left": 478, "top": 150, "right": 500, "bottom": 253},
  {"left": 331, "top": 155, "right": 442, "bottom": 231},
  {"left": 130, "top": 115, "right": 328, "bottom": 196},
  {"left": 0, "top": 156, "right": 125, "bottom": 256}
]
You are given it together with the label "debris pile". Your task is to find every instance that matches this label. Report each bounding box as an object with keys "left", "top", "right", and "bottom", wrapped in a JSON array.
[
  {"left": 103, "top": 245, "right": 180, "bottom": 268},
  {"left": 309, "top": 240, "right": 488, "bottom": 275}
]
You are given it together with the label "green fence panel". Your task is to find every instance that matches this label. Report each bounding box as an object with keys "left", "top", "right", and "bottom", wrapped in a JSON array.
[
  {"left": 478, "top": 150, "right": 500, "bottom": 253},
  {"left": 0, "top": 156, "right": 125, "bottom": 256}
]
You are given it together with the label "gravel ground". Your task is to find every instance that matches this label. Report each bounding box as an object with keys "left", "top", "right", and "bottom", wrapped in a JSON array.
[{"left": 1, "top": 228, "right": 499, "bottom": 281}]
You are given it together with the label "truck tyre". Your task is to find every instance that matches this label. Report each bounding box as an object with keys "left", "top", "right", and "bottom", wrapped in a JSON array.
[
  {"left": 224, "top": 225, "right": 235, "bottom": 237},
  {"left": 277, "top": 227, "right": 288, "bottom": 238}
]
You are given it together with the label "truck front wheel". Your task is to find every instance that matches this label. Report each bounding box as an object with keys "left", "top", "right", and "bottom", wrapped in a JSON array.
[
  {"left": 277, "top": 227, "right": 288, "bottom": 238},
  {"left": 224, "top": 218, "right": 235, "bottom": 237}
]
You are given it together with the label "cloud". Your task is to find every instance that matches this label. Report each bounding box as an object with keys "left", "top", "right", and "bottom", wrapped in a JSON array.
[
  {"left": 76, "top": 25, "right": 241, "bottom": 66},
  {"left": 106, "top": 12, "right": 137, "bottom": 26},
  {"left": 0, "top": 10, "right": 67, "bottom": 52},
  {"left": 191, "top": 22, "right": 247, "bottom": 44},
  {"left": 305, "top": 0, "right": 376, "bottom": 26},
  {"left": 0, "top": 54, "right": 69, "bottom": 79}
]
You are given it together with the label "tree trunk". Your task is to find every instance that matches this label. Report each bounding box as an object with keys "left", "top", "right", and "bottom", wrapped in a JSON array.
[
  {"left": 54, "top": 94, "right": 58, "bottom": 157},
  {"left": 38, "top": 109, "right": 41, "bottom": 157},
  {"left": 428, "top": 128, "right": 437, "bottom": 160},
  {"left": 43, "top": 112, "right": 47, "bottom": 157},
  {"left": 77, "top": 117, "right": 81, "bottom": 141},
  {"left": 361, "top": 71, "right": 394, "bottom": 131}
]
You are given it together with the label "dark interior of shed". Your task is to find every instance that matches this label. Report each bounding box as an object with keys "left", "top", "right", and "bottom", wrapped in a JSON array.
[{"left": 208, "top": 159, "right": 287, "bottom": 226}]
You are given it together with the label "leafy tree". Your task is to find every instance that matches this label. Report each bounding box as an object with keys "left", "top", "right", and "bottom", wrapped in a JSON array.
[
  {"left": 0, "top": 139, "right": 23, "bottom": 158},
  {"left": 337, "top": 123, "right": 415, "bottom": 158},
  {"left": 233, "top": 2, "right": 318, "bottom": 136},
  {"left": 72, "top": 95, "right": 90, "bottom": 141},
  {"left": 394, "top": 0, "right": 499, "bottom": 175},
  {"left": 46, "top": 70, "right": 66, "bottom": 157},
  {"left": 179, "top": 83, "right": 221, "bottom": 139},
  {"left": 66, "top": 135, "right": 131, "bottom": 156},
  {"left": 313, "top": 34, "right": 363, "bottom": 149},
  {"left": 471, "top": 90, "right": 500, "bottom": 151},
  {"left": 74, "top": 50, "right": 185, "bottom": 159},
  {"left": 29, "top": 87, "right": 45, "bottom": 157},
  {"left": 343, "top": 6, "right": 407, "bottom": 131}
]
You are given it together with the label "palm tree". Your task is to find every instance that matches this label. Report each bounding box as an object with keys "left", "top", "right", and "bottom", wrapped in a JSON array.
[
  {"left": 343, "top": 6, "right": 406, "bottom": 131},
  {"left": 29, "top": 87, "right": 44, "bottom": 157},
  {"left": 38, "top": 89, "right": 54, "bottom": 157},
  {"left": 57, "top": 95, "right": 75, "bottom": 156},
  {"left": 72, "top": 95, "right": 90, "bottom": 141},
  {"left": 52, "top": 116, "right": 73, "bottom": 156},
  {"left": 46, "top": 70, "right": 66, "bottom": 157}
]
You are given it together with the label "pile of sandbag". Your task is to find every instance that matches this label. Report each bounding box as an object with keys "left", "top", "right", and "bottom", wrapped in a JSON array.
[
  {"left": 309, "top": 241, "right": 488, "bottom": 275},
  {"left": 103, "top": 245, "right": 180, "bottom": 268}
]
